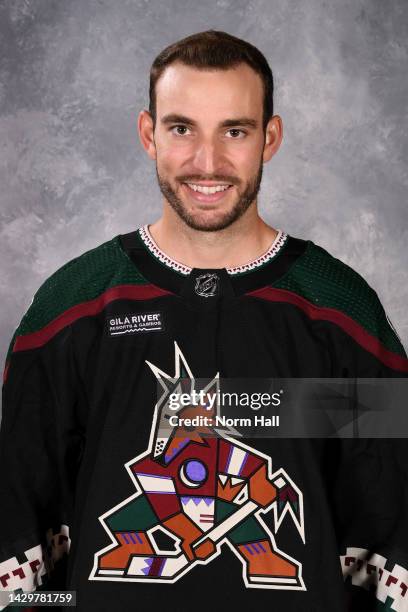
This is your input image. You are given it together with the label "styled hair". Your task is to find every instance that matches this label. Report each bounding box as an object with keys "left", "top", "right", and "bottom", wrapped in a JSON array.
[{"left": 149, "top": 30, "right": 274, "bottom": 132}]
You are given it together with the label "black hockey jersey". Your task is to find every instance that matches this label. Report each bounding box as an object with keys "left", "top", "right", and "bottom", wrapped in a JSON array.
[{"left": 1, "top": 224, "right": 408, "bottom": 611}]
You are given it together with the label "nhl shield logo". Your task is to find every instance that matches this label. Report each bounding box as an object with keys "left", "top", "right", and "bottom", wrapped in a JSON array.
[{"left": 195, "top": 273, "right": 219, "bottom": 297}]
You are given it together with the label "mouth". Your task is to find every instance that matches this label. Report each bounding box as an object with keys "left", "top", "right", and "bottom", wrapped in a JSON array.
[{"left": 182, "top": 182, "right": 234, "bottom": 203}]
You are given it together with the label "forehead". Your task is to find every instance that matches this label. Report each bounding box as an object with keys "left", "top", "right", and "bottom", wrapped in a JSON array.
[{"left": 155, "top": 62, "right": 264, "bottom": 121}]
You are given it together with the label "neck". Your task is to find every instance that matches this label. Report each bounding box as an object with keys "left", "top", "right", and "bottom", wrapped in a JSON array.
[{"left": 147, "top": 204, "right": 279, "bottom": 270}]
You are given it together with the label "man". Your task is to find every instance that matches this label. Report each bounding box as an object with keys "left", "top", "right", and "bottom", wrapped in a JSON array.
[{"left": 1, "top": 30, "right": 407, "bottom": 612}]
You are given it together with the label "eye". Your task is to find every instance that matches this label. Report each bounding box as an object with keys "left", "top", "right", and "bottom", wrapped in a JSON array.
[
  {"left": 226, "top": 128, "right": 247, "bottom": 138},
  {"left": 170, "top": 125, "right": 191, "bottom": 136}
]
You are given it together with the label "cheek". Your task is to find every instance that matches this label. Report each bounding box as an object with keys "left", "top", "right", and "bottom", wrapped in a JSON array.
[
  {"left": 156, "top": 142, "right": 191, "bottom": 172},
  {"left": 233, "top": 149, "right": 259, "bottom": 177},
  {"left": 229, "top": 138, "right": 263, "bottom": 169},
  {"left": 156, "top": 131, "right": 192, "bottom": 155}
]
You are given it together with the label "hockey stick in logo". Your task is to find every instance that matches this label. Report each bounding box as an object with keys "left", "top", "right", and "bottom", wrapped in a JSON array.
[
  {"left": 192, "top": 469, "right": 304, "bottom": 555},
  {"left": 192, "top": 500, "right": 258, "bottom": 551},
  {"left": 119, "top": 467, "right": 302, "bottom": 582}
]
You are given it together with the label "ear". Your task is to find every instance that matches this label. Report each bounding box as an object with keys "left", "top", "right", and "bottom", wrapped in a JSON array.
[
  {"left": 262, "top": 115, "right": 283, "bottom": 163},
  {"left": 138, "top": 109, "right": 157, "bottom": 160}
]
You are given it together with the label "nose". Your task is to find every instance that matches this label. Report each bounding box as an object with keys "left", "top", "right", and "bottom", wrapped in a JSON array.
[{"left": 192, "top": 139, "right": 225, "bottom": 176}]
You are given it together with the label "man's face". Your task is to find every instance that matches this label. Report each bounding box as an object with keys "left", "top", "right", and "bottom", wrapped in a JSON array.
[{"left": 150, "top": 62, "right": 268, "bottom": 232}]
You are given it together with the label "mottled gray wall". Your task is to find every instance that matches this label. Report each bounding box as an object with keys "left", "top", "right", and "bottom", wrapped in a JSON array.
[{"left": 1, "top": 0, "right": 407, "bottom": 382}]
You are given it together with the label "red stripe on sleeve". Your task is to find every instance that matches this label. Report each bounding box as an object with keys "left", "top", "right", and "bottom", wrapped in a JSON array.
[
  {"left": 246, "top": 286, "right": 408, "bottom": 373},
  {"left": 12, "top": 283, "right": 174, "bottom": 353}
]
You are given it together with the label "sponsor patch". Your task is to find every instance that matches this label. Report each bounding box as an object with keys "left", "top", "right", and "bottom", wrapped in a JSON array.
[{"left": 106, "top": 311, "right": 164, "bottom": 336}]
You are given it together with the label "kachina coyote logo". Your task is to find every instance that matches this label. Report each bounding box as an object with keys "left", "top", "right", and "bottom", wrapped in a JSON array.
[{"left": 89, "top": 342, "right": 306, "bottom": 589}]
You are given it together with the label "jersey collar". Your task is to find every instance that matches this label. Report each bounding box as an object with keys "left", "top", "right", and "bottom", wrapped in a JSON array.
[
  {"left": 138, "top": 223, "right": 289, "bottom": 277},
  {"left": 119, "top": 226, "right": 308, "bottom": 297}
]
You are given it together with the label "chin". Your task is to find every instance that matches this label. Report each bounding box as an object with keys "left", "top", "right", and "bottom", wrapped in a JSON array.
[{"left": 181, "top": 211, "right": 240, "bottom": 232}]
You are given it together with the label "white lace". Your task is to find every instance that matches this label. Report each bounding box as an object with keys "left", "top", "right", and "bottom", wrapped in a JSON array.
[{"left": 138, "top": 224, "right": 288, "bottom": 276}]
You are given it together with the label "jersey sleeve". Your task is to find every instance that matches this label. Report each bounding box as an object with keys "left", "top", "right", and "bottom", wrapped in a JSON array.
[
  {"left": 330, "top": 293, "right": 408, "bottom": 611},
  {"left": 0, "top": 291, "right": 83, "bottom": 610},
  {"left": 340, "top": 286, "right": 408, "bottom": 377}
]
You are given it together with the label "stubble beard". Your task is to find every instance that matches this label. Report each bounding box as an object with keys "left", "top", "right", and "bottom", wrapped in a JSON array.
[{"left": 155, "top": 161, "right": 264, "bottom": 232}]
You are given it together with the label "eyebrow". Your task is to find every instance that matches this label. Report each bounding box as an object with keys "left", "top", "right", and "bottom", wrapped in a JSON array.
[{"left": 160, "top": 113, "right": 259, "bottom": 129}]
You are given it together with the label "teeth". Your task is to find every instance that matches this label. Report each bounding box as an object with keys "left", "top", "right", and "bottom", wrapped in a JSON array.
[{"left": 186, "top": 183, "right": 230, "bottom": 195}]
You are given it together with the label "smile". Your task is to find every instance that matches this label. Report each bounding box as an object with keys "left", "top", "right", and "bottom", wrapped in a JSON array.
[
  {"left": 185, "top": 183, "right": 231, "bottom": 194},
  {"left": 182, "top": 182, "right": 233, "bottom": 203}
]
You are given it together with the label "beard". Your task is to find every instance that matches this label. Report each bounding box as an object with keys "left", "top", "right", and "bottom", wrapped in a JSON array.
[{"left": 155, "top": 160, "right": 264, "bottom": 232}]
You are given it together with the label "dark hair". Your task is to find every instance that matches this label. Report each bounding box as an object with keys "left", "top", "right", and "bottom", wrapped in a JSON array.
[{"left": 149, "top": 30, "right": 274, "bottom": 132}]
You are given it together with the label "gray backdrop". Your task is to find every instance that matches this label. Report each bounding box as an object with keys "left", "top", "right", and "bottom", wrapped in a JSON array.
[{"left": 1, "top": 0, "right": 407, "bottom": 388}]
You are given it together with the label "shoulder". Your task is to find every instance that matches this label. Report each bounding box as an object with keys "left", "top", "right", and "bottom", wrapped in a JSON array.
[
  {"left": 274, "top": 238, "right": 406, "bottom": 359},
  {"left": 21, "top": 235, "right": 139, "bottom": 326},
  {"left": 278, "top": 239, "right": 376, "bottom": 305},
  {"left": 4, "top": 234, "right": 147, "bottom": 365}
]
